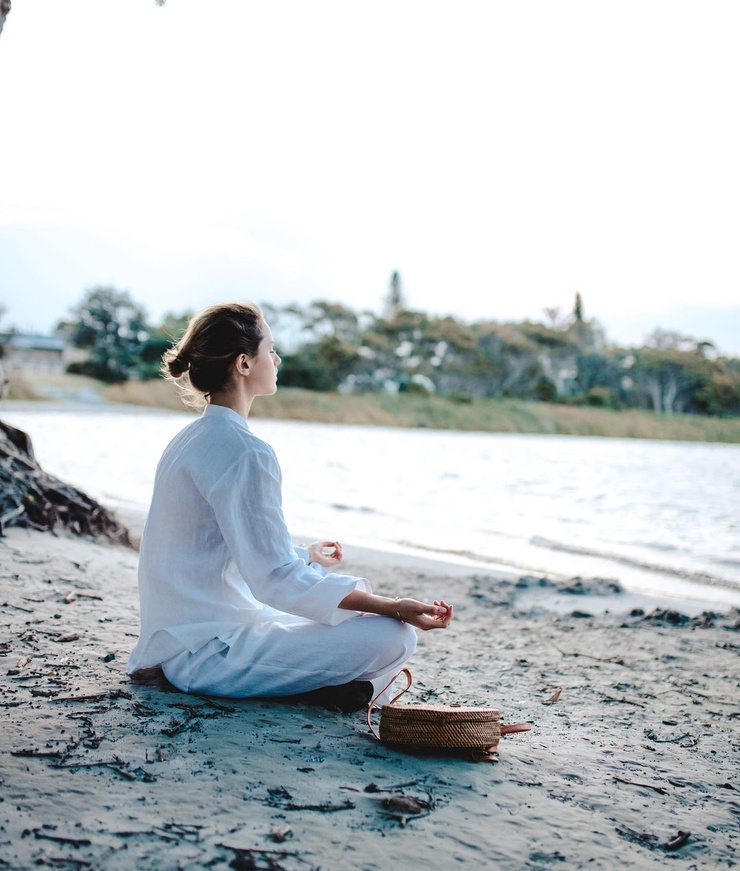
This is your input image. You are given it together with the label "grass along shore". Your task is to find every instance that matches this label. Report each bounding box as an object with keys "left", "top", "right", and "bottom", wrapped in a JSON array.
[{"left": 6, "top": 369, "right": 740, "bottom": 442}]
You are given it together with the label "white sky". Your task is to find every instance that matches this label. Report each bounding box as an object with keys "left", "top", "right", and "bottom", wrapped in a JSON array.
[{"left": 1, "top": 0, "right": 739, "bottom": 354}]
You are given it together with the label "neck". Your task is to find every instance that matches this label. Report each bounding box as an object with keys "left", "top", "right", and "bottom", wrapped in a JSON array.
[{"left": 209, "top": 389, "right": 253, "bottom": 420}]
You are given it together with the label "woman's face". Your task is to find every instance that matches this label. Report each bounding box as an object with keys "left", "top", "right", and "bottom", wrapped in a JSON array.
[{"left": 247, "top": 322, "right": 281, "bottom": 396}]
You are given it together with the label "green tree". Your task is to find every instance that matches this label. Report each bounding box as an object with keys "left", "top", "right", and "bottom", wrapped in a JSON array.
[
  {"left": 623, "top": 332, "right": 714, "bottom": 415},
  {"left": 137, "top": 310, "right": 193, "bottom": 380},
  {"left": 383, "top": 271, "right": 406, "bottom": 320},
  {"left": 472, "top": 322, "right": 543, "bottom": 398},
  {"left": 58, "top": 286, "right": 151, "bottom": 383},
  {"left": 574, "top": 351, "right": 622, "bottom": 407},
  {"left": 278, "top": 334, "right": 361, "bottom": 391},
  {"left": 304, "top": 300, "right": 363, "bottom": 345},
  {"left": 573, "top": 292, "right": 584, "bottom": 323}
]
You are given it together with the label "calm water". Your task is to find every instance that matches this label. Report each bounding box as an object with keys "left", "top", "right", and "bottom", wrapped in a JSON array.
[{"left": 3, "top": 402, "right": 740, "bottom": 608}]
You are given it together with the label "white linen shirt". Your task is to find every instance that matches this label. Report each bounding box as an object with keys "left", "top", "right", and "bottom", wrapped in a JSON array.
[{"left": 127, "top": 404, "right": 370, "bottom": 672}]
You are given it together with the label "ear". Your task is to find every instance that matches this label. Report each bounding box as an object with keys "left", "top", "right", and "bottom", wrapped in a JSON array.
[{"left": 234, "top": 354, "right": 251, "bottom": 375}]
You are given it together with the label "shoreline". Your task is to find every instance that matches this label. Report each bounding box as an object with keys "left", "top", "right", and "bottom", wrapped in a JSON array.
[
  {"left": 1, "top": 525, "right": 738, "bottom": 869},
  {"left": 116, "top": 504, "right": 740, "bottom": 617}
]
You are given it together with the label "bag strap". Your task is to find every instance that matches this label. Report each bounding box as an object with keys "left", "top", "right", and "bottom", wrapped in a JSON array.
[
  {"left": 366, "top": 667, "right": 412, "bottom": 740},
  {"left": 501, "top": 722, "right": 531, "bottom": 734},
  {"left": 463, "top": 723, "right": 533, "bottom": 762}
]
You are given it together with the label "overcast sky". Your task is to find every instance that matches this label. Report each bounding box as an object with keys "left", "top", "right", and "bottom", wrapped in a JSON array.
[{"left": 1, "top": 0, "right": 739, "bottom": 354}]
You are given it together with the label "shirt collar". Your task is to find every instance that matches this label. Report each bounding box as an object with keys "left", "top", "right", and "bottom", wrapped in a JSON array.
[{"left": 202, "top": 403, "right": 250, "bottom": 430}]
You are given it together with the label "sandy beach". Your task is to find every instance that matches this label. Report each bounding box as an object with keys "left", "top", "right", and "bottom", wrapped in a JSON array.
[{"left": 1, "top": 512, "right": 738, "bottom": 870}]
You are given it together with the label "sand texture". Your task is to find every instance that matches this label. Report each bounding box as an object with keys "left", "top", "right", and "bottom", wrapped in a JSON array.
[{"left": 1, "top": 525, "right": 739, "bottom": 870}]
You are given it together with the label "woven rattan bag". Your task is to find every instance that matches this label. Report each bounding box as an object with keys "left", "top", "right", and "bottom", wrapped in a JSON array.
[{"left": 366, "top": 669, "right": 530, "bottom": 761}]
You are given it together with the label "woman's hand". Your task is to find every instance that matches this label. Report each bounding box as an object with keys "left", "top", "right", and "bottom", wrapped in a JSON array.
[
  {"left": 338, "top": 589, "right": 453, "bottom": 630},
  {"left": 306, "top": 540, "right": 343, "bottom": 568},
  {"left": 394, "top": 598, "right": 453, "bottom": 631}
]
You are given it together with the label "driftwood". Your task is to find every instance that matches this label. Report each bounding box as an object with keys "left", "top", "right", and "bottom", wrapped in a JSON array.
[{"left": 0, "top": 418, "right": 131, "bottom": 546}]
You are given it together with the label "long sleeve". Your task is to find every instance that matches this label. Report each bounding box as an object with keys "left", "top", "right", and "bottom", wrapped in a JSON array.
[{"left": 206, "top": 444, "right": 369, "bottom": 625}]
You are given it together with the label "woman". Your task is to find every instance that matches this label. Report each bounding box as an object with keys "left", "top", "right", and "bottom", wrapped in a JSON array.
[{"left": 127, "top": 302, "right": 453, "bottom": 713}]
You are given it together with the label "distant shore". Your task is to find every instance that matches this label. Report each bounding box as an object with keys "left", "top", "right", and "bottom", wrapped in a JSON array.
[{"left": 7, "top": 369, "right": 740, "bottom": 443}]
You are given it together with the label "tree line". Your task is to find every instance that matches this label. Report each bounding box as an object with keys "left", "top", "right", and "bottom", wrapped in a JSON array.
[{"left": 47, "top": 284, "right": 740, "bottom": 417}]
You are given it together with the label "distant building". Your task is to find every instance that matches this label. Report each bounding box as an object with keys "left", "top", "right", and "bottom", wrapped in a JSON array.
[{"left": 0, "top": 333, "right": 66, "bottom": 372}]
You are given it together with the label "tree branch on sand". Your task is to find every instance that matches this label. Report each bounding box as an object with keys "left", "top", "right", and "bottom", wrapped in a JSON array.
[{"left": 0, "top": 418, "right": 131, "bottom": 546}]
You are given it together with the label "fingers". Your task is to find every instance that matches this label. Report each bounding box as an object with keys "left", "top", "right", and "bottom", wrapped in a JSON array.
[
  {"left": 439, "top": 603, "right": 454, "bottom": 628},
  {"left": 430, "top": 600, "right": 453, "bottom": 626},
  {"left": 405, "top": 599, "right": 453, "bottom": 631},
  {"left": 308, "top": 540, "right": 343, "bottom": 567},
  {"left": 320, "top": 540, "right": 342, "bottom": 558}
]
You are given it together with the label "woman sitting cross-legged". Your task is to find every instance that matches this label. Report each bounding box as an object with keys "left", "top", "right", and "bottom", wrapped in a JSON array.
[{"left": 127, "top": 302, "right": 453, "bottom": 712}]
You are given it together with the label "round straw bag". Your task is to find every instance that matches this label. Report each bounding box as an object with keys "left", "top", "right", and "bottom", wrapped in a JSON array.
[{"left": 367, "top": 669, "right": 530, "bottom": 761}]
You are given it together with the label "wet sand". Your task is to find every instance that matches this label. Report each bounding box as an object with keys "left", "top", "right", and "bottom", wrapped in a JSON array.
[{"left": 1, "top": 517, "right": 738, "bottom": 869}]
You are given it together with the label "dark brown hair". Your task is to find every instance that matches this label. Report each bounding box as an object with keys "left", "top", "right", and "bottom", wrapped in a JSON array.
[{"left": 162, "top": 302, "right": 264, "bottom": 408}]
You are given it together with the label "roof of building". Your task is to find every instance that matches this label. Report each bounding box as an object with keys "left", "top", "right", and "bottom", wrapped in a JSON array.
[{"left": 0, "top": 333, "right": 65, "bottom": 352}]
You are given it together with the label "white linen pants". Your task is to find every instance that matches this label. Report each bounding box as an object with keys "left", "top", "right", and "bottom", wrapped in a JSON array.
[{"left": 161, "top": 612, "right": 417, "bottom": 704}]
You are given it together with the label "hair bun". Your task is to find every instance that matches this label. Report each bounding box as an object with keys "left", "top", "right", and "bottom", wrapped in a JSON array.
[{"left": 165, "top": 349, "right": 191, "bottom": 379}]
